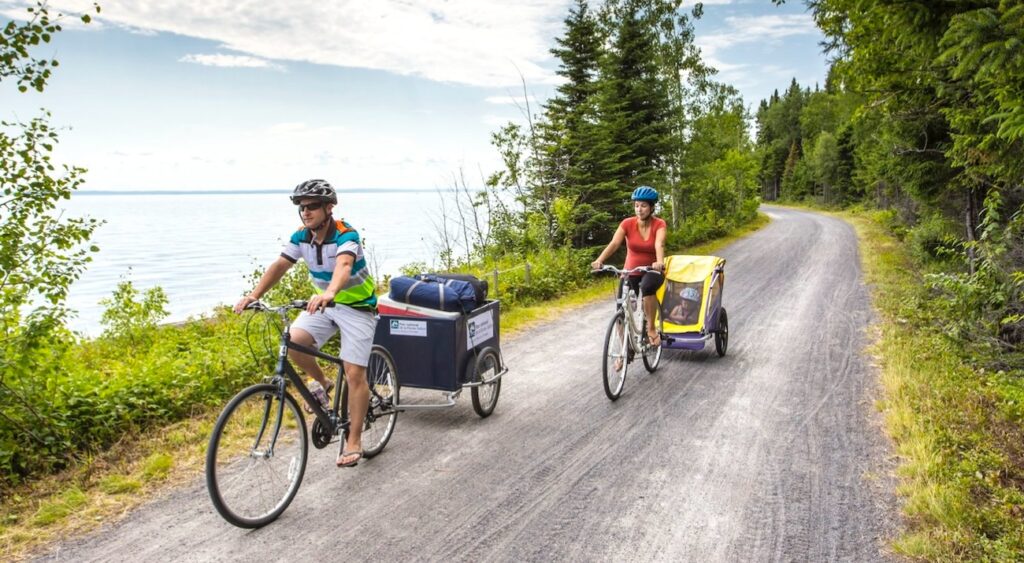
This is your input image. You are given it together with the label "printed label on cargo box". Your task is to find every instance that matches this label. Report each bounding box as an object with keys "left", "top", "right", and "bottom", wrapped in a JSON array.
[
  {"left": 389, "top": 319, "right": 427, "bottom": 337},
  {"left": 466, "top": 309, "right": 495, "bottom": 350}
]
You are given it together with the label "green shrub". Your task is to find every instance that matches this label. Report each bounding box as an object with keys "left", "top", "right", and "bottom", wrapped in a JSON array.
[
  {"left": 907, "top": 213, "right": 961, "bottom": 263},
  {"left": 99, "top": 279, "right": 169, "bottom": 342},
  {"left": 459, "top": 247, "right": 593, "bottom": 309},
  {"left": 0, "top": 290, "right": 269, "bottom": 488}
]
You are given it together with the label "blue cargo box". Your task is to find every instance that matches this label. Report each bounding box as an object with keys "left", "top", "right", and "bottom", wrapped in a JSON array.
[{"left": 373, "top": 300, "right": 501, "bottom": 392}]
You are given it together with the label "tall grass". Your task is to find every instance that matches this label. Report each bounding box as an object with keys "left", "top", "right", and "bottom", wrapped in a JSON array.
[{"left": 851, "top": 209, "right": 1024, "bottom": 561}]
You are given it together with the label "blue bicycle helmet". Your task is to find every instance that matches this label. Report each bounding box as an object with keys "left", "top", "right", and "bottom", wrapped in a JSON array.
[
  {"left": 631, "top": 185, "right": 658, "bottom": 203},
  {"left": 680, "top": 287, "right": 701, "bottom": 302}
]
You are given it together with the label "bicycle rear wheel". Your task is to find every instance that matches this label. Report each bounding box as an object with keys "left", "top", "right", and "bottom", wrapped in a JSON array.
[
  {"left": 602, "top": 311, "right": 629, "bottom": 401},
  {"left": 206, "top": 383, "right": 307, "bottom": 528},
  {"left": 642, "top": 335, "right": 662, "bottom": 372},
  {"left": 360, "top": 346, "right": 399, "bottom": 458}
]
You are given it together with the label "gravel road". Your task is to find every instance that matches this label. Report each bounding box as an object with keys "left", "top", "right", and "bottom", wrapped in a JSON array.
[{"left": 38, "top": 206, "right": 899, "bottom": 562}]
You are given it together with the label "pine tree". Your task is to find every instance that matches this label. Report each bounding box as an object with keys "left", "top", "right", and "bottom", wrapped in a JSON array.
[{"left": 542, "top": 0, "right": 623, "bottom": 247}]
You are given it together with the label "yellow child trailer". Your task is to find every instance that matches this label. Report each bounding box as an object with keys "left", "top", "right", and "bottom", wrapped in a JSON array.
[{"left": 656, "top": 254, "right": 729, "bottom": 356}]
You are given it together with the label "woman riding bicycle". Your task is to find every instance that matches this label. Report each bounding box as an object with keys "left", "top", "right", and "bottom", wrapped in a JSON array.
[{"left": 591, "top": 185, "right": 666, "bottom": 346}]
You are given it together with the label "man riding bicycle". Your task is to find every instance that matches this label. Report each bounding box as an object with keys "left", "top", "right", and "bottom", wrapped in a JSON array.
[
  {"left": 591, "top": 186, "right": 667, "bottom": 346},
  {"left": 234, "top": 179, "right": 376, "bottom": 468}
]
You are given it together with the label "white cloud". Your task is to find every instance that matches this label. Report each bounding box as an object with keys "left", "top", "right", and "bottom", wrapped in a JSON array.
[
  {"left": 722, "top": 14, "right": 818, "bottom": 39},
  {"left": 696, "top": 14, "right": 816, "bottom": 79},
  {"left": 485, "top": 95, "right": 537, "bottom": 105},
  {"left": 38, "top": 0, "right": 569, "bottom": 87},
  {"left": 179, "top": 53, "right": 284, "bottom": 70},
  {"left": 698, "top": 14, "right": 818, "bottom": 56}
]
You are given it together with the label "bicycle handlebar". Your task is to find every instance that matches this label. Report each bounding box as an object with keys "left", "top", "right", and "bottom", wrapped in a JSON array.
[
  {"left": 243, "top": 299, "right": 335, "bottom": 313},
  {"left": 590, "top": 265, "right": 658, "bottom": 276}
]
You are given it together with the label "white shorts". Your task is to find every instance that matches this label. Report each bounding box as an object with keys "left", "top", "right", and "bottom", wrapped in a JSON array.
[{"left": 290, "top": 305, "right": 377, "bottom": 367}]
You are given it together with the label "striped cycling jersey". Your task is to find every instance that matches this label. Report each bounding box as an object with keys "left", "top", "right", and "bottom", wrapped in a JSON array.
[{"left": 280, "top": 219, "right": 377, "bottom": 309}]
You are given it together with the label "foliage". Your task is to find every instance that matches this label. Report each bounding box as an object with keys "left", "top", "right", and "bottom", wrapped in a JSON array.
[
  {"left": 926, "top": 191, "right": 1024, "bottom": 363},
  {"left": 0, "top": 2, "right": 100, "bottom": 488},
  {"left": 466, "top": 246, "right": 594, "bottom": 309},
  {"left": 0, "top": 3, "right": 97, "bottom": 93},
  {"left": 757, "top": 0, "right": 1023, "bottom": 357},
  {"left": 99, "top": 279, "right": 169, "bottom": 343},
  {"left": 0, "top": 259, "right": 316, "bottom": 488},
  {"left": 760, "top": 0, "right": 1024, "bottom": 555},
  {"left": 245, "top": 260, "right": 312, "bottom": 304},
  {"left": 854, "top": 210, "right": 1024, "bottom": 561},
  {"left": 680, "top": 83, "right": 759, "bottom": 223},
  {"left": 441, "top": 0, "right": 755, "bottom": 276}
]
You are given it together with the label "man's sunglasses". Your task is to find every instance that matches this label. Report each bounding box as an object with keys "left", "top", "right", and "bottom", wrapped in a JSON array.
[{"left": 298, "top": 202, "right": 325, "bottom": 212}]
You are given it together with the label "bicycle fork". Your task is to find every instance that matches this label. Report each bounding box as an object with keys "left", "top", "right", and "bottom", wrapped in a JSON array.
[{"left": 249, "top": 380, "right": 287, "bottom": 459}]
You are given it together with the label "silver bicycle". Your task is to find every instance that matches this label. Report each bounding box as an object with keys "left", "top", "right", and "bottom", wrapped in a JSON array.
[{"left": 593, "top": 265, "right": 663, "bottom": 400}]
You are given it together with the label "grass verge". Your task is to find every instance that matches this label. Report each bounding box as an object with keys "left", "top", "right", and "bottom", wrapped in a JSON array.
[
  {"left": 0, "top": 211, "right": 770, "bottom": 561},
  {"left": 845, "top": 209, "right": 1024, "bottom": 561}
]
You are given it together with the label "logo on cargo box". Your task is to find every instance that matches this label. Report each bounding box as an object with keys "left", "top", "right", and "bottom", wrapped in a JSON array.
[
  {"left": 390, "top": 319, "right": 427, "bottom": 337},
  {"left": 466, "top": 309, "right": 494, "bottom": 351}
]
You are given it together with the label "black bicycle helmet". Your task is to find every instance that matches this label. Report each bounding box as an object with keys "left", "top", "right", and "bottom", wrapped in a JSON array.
[
  {"left": 290, "top": 179, "right": 337, "bottom": 205},
  {"left": 631, "top": 185, "right": 658, "bottom": 203}
]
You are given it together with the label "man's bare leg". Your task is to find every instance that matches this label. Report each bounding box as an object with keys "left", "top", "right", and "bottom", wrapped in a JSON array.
[
  {"left": 337, "top": 361, "right": 368, "bottom": 466},
  {"left": 289, "top": 329, "right": 332, "bottom": 391}
]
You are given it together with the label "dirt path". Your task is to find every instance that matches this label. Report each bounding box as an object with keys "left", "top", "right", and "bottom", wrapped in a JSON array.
[{"left": 38, "top": 206, "right": 899, "bottom": 562}]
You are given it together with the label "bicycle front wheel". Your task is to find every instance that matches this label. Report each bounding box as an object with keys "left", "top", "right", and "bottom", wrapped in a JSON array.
[
  {"left": 206, "top": 383, "right": 308, "bottom": 528},
  {"left": 361, "top": 346, "right": 399, "bottom": 458},
  {"left": 602, "top": 311, "right": 629, "bottom": 401}
]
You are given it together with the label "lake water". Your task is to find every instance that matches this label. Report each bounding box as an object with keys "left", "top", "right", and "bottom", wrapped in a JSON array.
[{"left": 59, "top": 191, "right": 452, "bottom": 335}]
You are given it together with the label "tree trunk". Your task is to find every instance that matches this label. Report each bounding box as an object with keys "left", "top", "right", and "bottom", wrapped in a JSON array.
[
  {"left": 965, "top": 187, "right": 979, "bottom": 275},
  {"left": 671, "top": 186, "right": 679, "bottom": 228}
]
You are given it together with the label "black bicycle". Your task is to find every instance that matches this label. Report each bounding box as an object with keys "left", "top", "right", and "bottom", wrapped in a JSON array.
[{"left": 205, "top": 300, "right": 399, "bottom": 528}]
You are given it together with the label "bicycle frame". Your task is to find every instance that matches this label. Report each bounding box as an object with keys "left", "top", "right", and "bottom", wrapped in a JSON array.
[
  {"left": 257, "top": 304, "right": 390, "bottom": 454},
  {"left": 604, "top": 266, "right": 656, "bottom": 353},
  {"left": 613, "top": 278, "right": 642, "bottom": 353}
]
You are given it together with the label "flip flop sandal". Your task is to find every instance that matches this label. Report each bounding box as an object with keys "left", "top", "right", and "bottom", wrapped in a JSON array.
[{"left": 336, "top": 449, "right": 363, "bottom": 468}]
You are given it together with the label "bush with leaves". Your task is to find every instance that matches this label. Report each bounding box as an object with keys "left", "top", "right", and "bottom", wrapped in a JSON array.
[
  {"left": 926, "top": 190, "right": 1024, "bottom": 366},
  {"left": 99, "top": 279, "right": 169, "bottom": 343},
  {"left": 0, "top": 1, "right": 100, "bottom": 487}
]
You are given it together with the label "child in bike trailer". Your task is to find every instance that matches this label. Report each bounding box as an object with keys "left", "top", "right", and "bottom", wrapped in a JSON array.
[
  {"left": 234, "top": 179, "right": 375, "bottom": 468},
  {"left": 591, "top": 185, "right": 667, "bottom": 346},
  {"left": 668, "top": 287, "right": 701, "bottom": 325}
]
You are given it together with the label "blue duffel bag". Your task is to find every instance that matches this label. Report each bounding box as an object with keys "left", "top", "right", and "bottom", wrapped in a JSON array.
[{"left": 389, "top": 274, "right": 478, "bottom": 313}]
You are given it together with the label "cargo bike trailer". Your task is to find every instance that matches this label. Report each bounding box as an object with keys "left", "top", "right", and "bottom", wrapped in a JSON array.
[{"left": 374, "top": 295, "right": 508, "bottom": 417}]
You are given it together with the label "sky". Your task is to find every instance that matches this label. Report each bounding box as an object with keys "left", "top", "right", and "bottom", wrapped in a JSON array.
[{"left": 0, "top": 0, "right": 827, "bottom": 192}]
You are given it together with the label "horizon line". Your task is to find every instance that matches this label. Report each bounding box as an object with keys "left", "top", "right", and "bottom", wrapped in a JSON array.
[{"left": 75, "top": 188, "right": 457, "bottom": 195}]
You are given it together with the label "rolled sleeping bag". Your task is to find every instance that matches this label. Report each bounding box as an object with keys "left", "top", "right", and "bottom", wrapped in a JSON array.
[{"left": 388, "top": 275, "right": 478, "bottom": 313}]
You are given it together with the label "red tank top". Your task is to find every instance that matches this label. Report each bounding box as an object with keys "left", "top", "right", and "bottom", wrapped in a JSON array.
[{"left": 621, "top": 216, "right": 666, "bottom": 274}]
